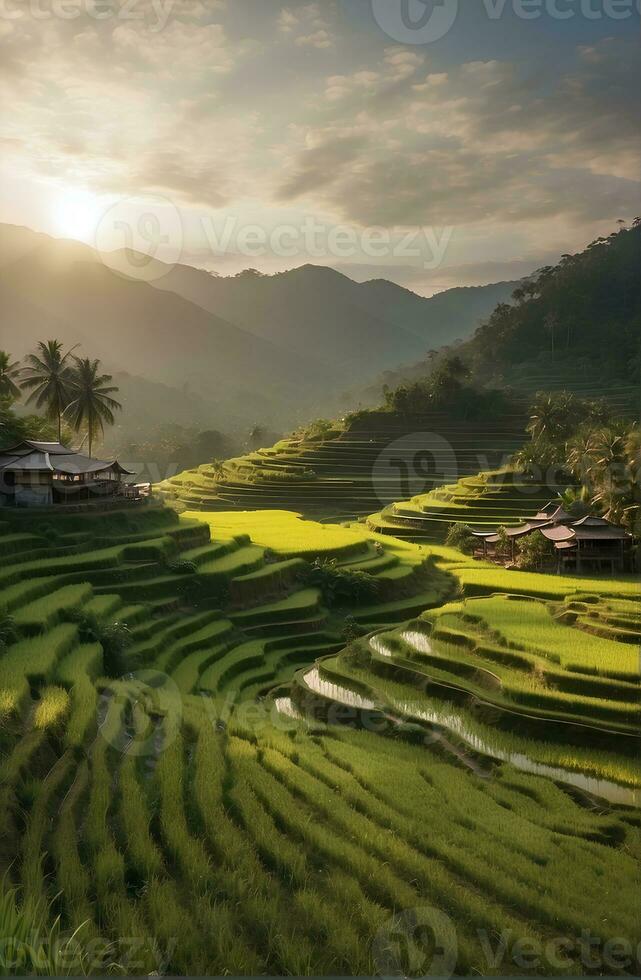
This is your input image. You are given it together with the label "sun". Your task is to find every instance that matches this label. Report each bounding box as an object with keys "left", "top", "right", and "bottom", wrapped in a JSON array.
[{"left": 51, "top": 186, "right": 106, "bottom": 244}]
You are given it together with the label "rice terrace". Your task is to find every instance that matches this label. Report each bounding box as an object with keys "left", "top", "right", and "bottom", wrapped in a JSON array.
[{"left": 1, "top": 6, "right": 641, "bottom": 976}]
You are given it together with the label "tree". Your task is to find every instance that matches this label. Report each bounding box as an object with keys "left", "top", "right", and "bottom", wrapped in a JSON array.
[
  {"left": 495, "top": 525, "right": 511, "bottom": 560},
  {"left": 428, "top": 355, "right": 471, "bottom": 405},
  {"left": 0, "top": 399, "right": 56, "bottom": 450},
  {"left": 64, "top": 357, "right": 122, "bottom": 457},
  {"left": 526, "top": 391, "right": 576, "bottom": 444},
  {"left": 518, "top": 392, "right": 611, "bottom": 476},
  {"left": 544, "top": 312, "right": 558, "bottom": 357},
  {"left": 516, "top": 531, "right": 555, "bottom": 570},
  {"left": 445, "top": 522, "right": 476, "bottom": 555},
  {"left": 583, "top": 425, "right": 630, "bottom": 525},
  {"left": 0, "top": 352, "right": 22, "bottom": 403},
  {"left": 20, "top": 340, "right": 76, "bottom": 441}
]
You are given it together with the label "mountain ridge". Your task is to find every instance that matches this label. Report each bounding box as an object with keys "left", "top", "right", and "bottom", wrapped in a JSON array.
[{"left": 0, "top": 222, "right": 521, "bottom": 434}]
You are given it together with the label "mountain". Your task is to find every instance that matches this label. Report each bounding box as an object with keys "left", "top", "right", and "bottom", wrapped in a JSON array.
[
  {"left": 351, "top": 278, "right": 520, "bottom": 347},
  {"left": 459, "top": 221, "right": 641, "bottom": 410},
  {"left": 0, "top": 225, "right": 319, "bottom": 429},
  {"left": 106, "top": 251, "right": 518, "bottom": 385},
  {"left": 1, "top": 223, "right": 521, "bottom": 438}
]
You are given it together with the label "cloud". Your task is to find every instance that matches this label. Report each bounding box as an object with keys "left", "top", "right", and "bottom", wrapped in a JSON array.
[
  {"left": 278, "top": 3, "right": 334, "bottom": 48},
  {"left": 278, "top": 134, "right": 366, "bottom": 201},
  {"left": 276, "top": 38, "right": 641, "bottom": 229},
  {"left": 296, "top": 29, "right": 333, "bottom": 49},
  {"left": 0, "top": 7, "right": 258, "bottom": 208},
  {"left": 1, "top": 4, "right": 638, "bottom": 290}
]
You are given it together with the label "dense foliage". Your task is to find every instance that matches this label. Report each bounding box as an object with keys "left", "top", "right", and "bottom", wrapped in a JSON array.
[
  {"left": 382, "top": 355, "right": 515, "bottom": 420},
  {"left": 514, "top": 529, "right": 556, "bottom": 570},
  {"left": 0, "top": 399, "right": 56, "bottom": 451},
  {"left": 514, "top": 391, "right": 640, "bottom": 529},
  {"left": 469, "top": 221, "right": 641, "bottom": 383},
  {"left": 117, "top": 425, "right": 240, "bottom": 483},
  {"left": 304, "top": 558, "right": 381, "bottom": 606},
  {"left": 444, "top": 522, "right": 476, "bottom": 554}
]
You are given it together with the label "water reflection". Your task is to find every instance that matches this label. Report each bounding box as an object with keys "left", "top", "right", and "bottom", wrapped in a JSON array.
[
  {"left": 392, "top": 696, "right": 640, "bottom": 808},
  {"left": 369, "top": 636, "right": 393, "bottom": 658},
  {"left": 400, "top": 630, "right": 433, "bottom": 655},
  {"left": 303, "top": 665, "right": 376, "bottom": 710},
  {"left": 273, "top": 696, "right": 303, "bottom": 719}
]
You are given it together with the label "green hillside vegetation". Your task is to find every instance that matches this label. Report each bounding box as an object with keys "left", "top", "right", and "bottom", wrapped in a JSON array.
[
  {"left": 368, "top": 467, "right": 567, "bottom": 542},
  {"left": 288, "top": 586, "right": 641, "bottom": 780},
  {"left": 370, "top": 386, "right": 640, "bottom": 544},
  {"left": 513, "top": 391, "right": 640, "bottom": 530},
  {"left": 469, "top": 221, "right": 641, "bottom": 384},
  {"left": 360, "top": 223, "right": 640, "bottom": 422},
  {"left": 157, "top": 366, "right": 527, "bottom": 519},
  {"left": 0, "top": 495, "right": 639, "bottom": 973}
]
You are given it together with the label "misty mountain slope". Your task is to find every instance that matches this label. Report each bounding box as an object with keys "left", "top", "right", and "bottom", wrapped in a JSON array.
[
  {"left": 353, "top": 278, "right": 519, "bottom": 346},
  {"left": 1, "top": 222, "right": 524, "bottom": 432},
  {"left": 107, "top": 250, "right": 517, "bottom": 381},
  {"left": 0, "top": 223, "right": 85, "bottom": 267},
  {"left": 130, "top": 260, "right": 427, "bottom": 380},
  {"left": 0, "top": 233, "right": 321, "bottom": 420}
]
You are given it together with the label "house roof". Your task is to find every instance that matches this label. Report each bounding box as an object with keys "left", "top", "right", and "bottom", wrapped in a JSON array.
[
  {"left": 472, "top": 503, "right": 633, "bottom": 545},
  {"left": 540, "top": 525, "right": 576, "bottom": 542},
  {"left": 0, "top": 451, "right": 54, "bottom": 472},
  {"left": 572, "top": 525, "right": 631, "bottom": 541},
  {"left": 0, "top": 441, "right": 135, "bottom": 477},
  {"left": 472, "top": 519, "right": 550, "bottom": 541}
]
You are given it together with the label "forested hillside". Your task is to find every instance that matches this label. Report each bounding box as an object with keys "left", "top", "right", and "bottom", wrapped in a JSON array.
[
  {"left": 362, "top": 223, "right": 640, "bottom": 414},
  {"left": 467, "top": 221, "right": 640, "bottom": 387}
]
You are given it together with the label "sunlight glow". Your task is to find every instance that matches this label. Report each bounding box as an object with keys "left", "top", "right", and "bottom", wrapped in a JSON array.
[{"left": 51, "top": 186, "right": 106, "bottom": 244}]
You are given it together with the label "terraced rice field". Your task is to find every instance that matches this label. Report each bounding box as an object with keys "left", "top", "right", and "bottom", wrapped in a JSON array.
[
  {"left": 369, "top": 467, "right": 569, "bottom": 542},
  {"left": 157, "top": 414, "right": 526, "bottom": 519},
  {"left": 288, "top": 589, "right": 641, "bottom": 790},
  {"left": 1, "top": 498, "right": 639, "bottom": 975}
]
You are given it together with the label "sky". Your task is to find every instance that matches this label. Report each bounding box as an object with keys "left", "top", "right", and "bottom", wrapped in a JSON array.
[{"left": 0, "top": 0, "right": 639, "bottom": 294}]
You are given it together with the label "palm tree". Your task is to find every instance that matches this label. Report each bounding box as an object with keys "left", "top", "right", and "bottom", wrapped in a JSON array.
[
  {"left": 64, "top": 357, "right": 122, "bottom": 457},
  {"left": 526, "top": 391, "right": 576, "bottom": 444},
  {"left": 0, "top": 351, "right": 22, "bottom": 403},
  {"left": 20, "top": 340, "right": 76, "bottom": 441},
  {"left": 582, "top": 425, "right": 628, "bottom": 524}
]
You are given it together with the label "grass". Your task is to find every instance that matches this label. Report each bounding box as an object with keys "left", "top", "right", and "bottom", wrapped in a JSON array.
[
  {"left": 32, "top": 687, "right": 70, "bottom": 731},
  {"left": 368, "top": 467, "right": 568, "bottom": 542},
  {"left": 56, "top": 643, "right": 103, "bottom": 747},
  {"left": 190, "top": 510, "right": 372, "bottom": 559},
  {"left": 13, "top": 584, "right": 93, "bottom": 633},
  {"left": 452, "top": 561, "right": 640, "bottom": 599},
  {"left": 0, "top": 876, "right": 93, "bottom": 976},
  {"left": 437, "top": 595, "right": 640, "bottom": 678},
  {"left": 0, "top": 625, "right": 78, "bottom": 719},
  {"left": 0, "top": 495, "right": 639, "bottom": 975},
  {"left": 157, "top": 420, "right": 525, "bottom": 519}
]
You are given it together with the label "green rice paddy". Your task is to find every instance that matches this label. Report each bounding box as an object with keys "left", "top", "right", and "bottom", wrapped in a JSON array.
[
  {"left": 0, "top": 489, "right": 639, "bottom": 975},
  {"left": 369, "top": 467, "right": 569, "bottom": 541},
  {"left": 157, "top": 417, "right": 525, "bottom": 520}
]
